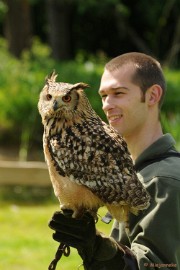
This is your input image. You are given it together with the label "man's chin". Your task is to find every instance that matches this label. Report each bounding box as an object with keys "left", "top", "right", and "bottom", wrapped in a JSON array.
[{"left": 110, "top": 124, "right": 123, "bottom": 136}]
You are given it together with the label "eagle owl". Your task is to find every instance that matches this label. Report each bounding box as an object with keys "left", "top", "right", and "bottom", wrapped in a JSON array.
[{"left": 38, "top": 71, "right": 150, "bottom": 228}]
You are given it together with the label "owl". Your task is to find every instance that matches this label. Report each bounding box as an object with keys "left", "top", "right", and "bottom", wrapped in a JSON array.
[{"left": 38, "top": 71, "right": 150, "bottom": 230}]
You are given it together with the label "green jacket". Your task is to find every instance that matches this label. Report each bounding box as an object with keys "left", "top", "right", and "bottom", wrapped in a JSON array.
[{"left": 110, "top": 133, "right": 180, "bottom": 269}]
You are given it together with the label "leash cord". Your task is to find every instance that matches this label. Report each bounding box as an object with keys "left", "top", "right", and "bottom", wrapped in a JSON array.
[{"left": 48, "top": 242, "right": 70, "bottom": 270}]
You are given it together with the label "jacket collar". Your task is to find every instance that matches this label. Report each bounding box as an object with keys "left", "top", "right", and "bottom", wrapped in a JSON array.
[{"left": 134, "top": 133, "right": 176, "bottom": 171}]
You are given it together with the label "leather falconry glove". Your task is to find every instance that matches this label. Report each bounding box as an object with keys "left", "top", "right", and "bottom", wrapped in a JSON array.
[{"left": 48, "top": 210, "right": 138, "bottom": 270}]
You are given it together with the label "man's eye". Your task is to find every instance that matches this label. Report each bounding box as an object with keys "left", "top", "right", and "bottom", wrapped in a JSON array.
[
  {"left": 115, "top": 92, "right": 124, "bottom": 96},
  {"left": 116, "top": 91, "right": 122, "bottom": 94}
]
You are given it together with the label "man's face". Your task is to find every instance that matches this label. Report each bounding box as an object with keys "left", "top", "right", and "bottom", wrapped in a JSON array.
[{"left": 99, "top": 65, "right": 149, "bottom": 138}]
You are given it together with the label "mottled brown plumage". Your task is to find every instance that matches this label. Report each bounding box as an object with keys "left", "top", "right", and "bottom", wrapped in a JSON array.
[{"left": 38, "top": 71, "right": 150, "bottom": 228}]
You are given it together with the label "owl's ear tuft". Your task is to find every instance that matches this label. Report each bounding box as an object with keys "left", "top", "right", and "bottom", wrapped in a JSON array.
[
  {"left": 45, "top": 70, "right": 58, "bottom": 84},
  {"left": 71, "top": 82, "right": 90, "bottom": 91}
]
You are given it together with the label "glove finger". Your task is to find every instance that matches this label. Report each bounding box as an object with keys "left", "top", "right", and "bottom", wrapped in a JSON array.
[
  {"left": 49, "top": 219, "right": 91, "bottom": 241},
  {"left": 50, "top": 211, "right": 95, "bottom": 229},
  {"left": 48, "top": 218, "right": 88, "bottom": 235},
  {"left": 52, "top": 232, "right": 84, "bottom": 249}
]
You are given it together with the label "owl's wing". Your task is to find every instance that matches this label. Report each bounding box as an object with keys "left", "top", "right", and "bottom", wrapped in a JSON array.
[{"left": 49, "top": 121, "right": 149, "bottom": 209}]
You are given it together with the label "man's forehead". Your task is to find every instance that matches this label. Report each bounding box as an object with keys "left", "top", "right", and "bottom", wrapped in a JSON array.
[
  {"left": 99, "top": 83, "right": 122, "bottom": 94},
  {"left": 99, "top": 65, "right": 135, "bottom": 93}
]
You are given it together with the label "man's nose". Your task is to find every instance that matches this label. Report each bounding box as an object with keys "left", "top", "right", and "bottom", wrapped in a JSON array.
[{"left": 102, "top": 95, "right": 115, "bottom": 111}]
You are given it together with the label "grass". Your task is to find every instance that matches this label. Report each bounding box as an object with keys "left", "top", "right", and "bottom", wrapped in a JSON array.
[{"left": 0, "top": 202, "right": 112, "bottom": 270}]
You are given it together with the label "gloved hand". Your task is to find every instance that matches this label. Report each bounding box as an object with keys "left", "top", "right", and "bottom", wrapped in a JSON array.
[
  {"left": 49, "top": 210, "right": 98, "bottom": 264},
  {"left": 48, "top": 210, "right": 137, "bottom": 270}
]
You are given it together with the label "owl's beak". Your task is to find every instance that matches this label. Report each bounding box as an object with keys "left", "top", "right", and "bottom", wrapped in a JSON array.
[{"left": 53, "top": 100, "right": 59, "bottom": 111}]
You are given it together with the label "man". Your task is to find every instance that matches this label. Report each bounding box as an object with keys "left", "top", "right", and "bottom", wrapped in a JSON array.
[{"left": 48, "top": 52, "right": 180, "bottom": 269}]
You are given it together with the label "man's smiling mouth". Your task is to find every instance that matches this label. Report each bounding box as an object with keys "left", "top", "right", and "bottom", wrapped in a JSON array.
[{"left": 108, "top": 114, "right": 123, "bottom": 122}]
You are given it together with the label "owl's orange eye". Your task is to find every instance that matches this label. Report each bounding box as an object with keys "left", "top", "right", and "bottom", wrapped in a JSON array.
[
  {"left": 46, "top": 94, "right": 52, "bottom": 101},
  {"left": 62, "top": 95, "right": 71, "bottom": 102}
]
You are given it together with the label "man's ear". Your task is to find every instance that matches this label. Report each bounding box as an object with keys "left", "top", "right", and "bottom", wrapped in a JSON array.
[{"left": 146, "top": 85, "right": 163, "bottom": 106}]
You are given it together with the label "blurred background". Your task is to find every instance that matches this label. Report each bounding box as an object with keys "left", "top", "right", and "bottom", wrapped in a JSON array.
[{"left": 0, "top": 0, "right": 180, "bottom": 269}]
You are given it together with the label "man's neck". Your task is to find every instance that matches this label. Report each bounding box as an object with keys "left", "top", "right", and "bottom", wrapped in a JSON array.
[{"left": 124, "top": 122, "right": 163, "bottom": 161}]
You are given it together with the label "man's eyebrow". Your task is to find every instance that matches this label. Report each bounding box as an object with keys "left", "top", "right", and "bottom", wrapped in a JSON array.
[
  {"left": 99, "top": 86, "right": 129, "bottom": 94},
  {"left": 112, "top": 86, "right": 129, "bottom": 91}
]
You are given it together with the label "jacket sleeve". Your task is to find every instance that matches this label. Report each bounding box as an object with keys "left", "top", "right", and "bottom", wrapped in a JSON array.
[
  {"left": 111, "top": 175, "right": 180, "bottom": 270},
  {"left": 83, "top": 237, "right": 138, "bottom": 270}
]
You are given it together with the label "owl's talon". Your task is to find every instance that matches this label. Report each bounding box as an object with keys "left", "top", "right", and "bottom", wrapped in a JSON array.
[{"left": 61, "top": 209, "right": 74, "bottom": 217}]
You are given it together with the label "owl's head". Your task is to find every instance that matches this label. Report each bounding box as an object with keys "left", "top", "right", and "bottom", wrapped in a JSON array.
[{"left": 38, "top": 71, "right": 91, "bottom": 122}]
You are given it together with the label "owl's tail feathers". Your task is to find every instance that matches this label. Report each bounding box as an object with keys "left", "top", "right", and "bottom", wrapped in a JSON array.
[
  {"left": 106, "top": 204, "right": 129, "bottom": 222},
  {"left": 105, "top": 204, "right": 131, "bottom": 235}
]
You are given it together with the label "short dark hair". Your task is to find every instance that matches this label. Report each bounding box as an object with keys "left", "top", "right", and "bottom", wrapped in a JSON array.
[{"left": 105, "top": 52, "right": 166, "bottom": 108}]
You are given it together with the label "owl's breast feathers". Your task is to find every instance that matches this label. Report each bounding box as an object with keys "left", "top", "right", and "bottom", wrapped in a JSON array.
[{"left": 44, "top": 117, "right": 150, "bottom": 213}]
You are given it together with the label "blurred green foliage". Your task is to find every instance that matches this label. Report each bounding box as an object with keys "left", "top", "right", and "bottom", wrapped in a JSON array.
[
  {"left": 0, "top": 38, "right": 179, "bottom": 160},
  {"left": 162, "top": 69, "right": 180, "bottom": 149}
]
